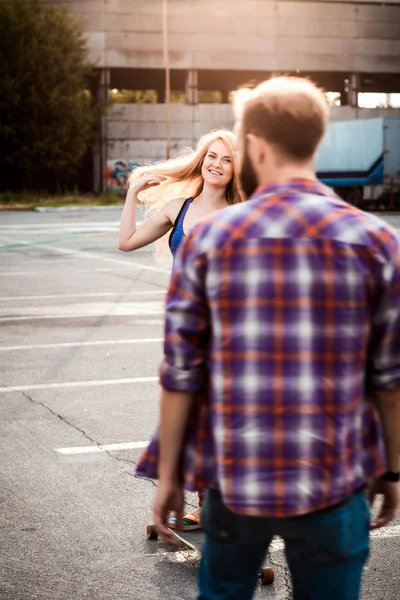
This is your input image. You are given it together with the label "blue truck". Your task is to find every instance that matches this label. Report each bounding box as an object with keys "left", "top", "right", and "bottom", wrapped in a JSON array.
[{"left": 316, "top": 117, "right": 400, "bottom": 209}]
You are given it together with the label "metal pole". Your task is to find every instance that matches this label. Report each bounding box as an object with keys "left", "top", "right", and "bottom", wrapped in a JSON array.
[{"left": 162, "top": 0, "right": 171, "bottom": 158}]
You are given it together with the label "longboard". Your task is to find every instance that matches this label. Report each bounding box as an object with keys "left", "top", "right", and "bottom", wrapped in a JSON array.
[
  {"left": 145, "top": 524, "right": 275, "bottom": 585},
  {"left": 169, "top": 527, "right": 204, "bottom": 552}
]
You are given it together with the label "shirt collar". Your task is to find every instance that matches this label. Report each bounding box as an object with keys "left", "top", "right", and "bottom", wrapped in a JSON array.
[{"left": 253, "top": 178, "right": 335, "bottom": 200}]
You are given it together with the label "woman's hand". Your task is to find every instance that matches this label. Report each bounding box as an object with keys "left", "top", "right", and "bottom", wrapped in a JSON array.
[{"left": 129, "top": 173, "right": 167, "bottom": 195}]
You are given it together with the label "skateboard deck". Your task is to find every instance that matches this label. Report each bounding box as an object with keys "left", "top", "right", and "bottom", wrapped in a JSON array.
[
  {"left": 145, "top": 523, "right": 203, "bottom": 550},
  {"left": 145, "top": 524, "right": 275, "bottom": 585},
  {"left": 169, "top": 528, "right": 204, "bottom": 553}
]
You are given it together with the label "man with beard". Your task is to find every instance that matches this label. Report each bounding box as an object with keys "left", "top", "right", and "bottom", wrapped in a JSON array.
[{"left": 151, "top": 77, "right": 400, "bottom": 599}]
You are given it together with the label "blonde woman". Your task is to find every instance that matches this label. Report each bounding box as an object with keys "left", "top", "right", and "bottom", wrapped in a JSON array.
[{"left": 118, "top": 130, "right": 242, "bottom": 529}]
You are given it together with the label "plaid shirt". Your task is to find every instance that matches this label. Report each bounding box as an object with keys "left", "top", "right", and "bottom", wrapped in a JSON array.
[{"left": 142, "top": 179, "right": 400, "bottom": 517}]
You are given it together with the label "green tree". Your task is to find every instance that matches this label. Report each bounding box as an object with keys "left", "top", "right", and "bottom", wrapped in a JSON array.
[{"left": 0, "top": 0, "right": 96, "bottom": 191}]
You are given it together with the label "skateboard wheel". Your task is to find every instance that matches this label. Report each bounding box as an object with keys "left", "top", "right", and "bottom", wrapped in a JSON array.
[
  {"left": 259, "top": 567, "right": 275, "bottom": 585},
  {"left": 146, "top": 524, "right": 159, "bottom": 540}
]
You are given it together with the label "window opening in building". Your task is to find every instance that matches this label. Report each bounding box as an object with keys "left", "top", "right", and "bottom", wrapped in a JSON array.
[
  {"left": 109, "top": 90, "right": 158, "bottom": 103},
  {"left": 358, "top": 93, "right": 400, "bottom": 108}
]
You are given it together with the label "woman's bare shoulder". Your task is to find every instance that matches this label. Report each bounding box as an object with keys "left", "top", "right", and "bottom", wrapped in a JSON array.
[{"left": 164, "top": 197, "right": 188, "bottom": 221}]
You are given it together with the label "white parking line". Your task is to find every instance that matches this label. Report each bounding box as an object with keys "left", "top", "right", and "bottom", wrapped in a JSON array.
[
  {"left": 0, "top": 222, "right": 115, "bottom": 228},
  {"left": 55, "top": 440, "right": 150, "bottom": 455},
  {"left": 0, "top": 291, "right": 165, "bottom": 301},
  {"left": 0, "top": 235, "right": 171, "bottom": 275},
  {"left": 0, "top": 236, "right": 15, "bottom": 244},
  {"left": 0, "top": 338, "right": 163, "bottom": 351},
  {"left": 236, "top": 525, "right": 400, "bottom": 555},
  {"left": 0, "top": 228, "right": 119, "bottom": 235},
  {"left": 0, "top": 376, "right": 158, "bottom": 393},
  {"left": 0, "top": 221, "right": 121, "bottom": 229},
  {"left": 145, "top": 523, "right": 400, "bottom": 561},
  {"left": 0, "top": 267, "right": 135, "bottom": 276},
  {"left": 0, "top": 317, "right": 164, "bottom": 325},
  {"left": 48, "top": 245, "right": 171, "bottom": 274},
  {"left": 371, "top": 524, "right": 400, "bottom": 539},
  {"left": 0, "top": 300, "right": 165, "bottom": 322}
]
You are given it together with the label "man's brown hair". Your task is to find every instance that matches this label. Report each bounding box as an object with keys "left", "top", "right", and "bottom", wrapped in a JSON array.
[{"left": 235, "top": 76, "right": 329, "bottom": 162}]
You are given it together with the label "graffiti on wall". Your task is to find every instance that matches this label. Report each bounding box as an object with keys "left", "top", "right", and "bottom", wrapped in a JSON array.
[{"left": 103, "top": 159, "right": 154, "bottom": 191}]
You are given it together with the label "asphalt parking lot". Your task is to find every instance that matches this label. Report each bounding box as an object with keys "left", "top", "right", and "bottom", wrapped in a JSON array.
[{"left": 1, "top": 208, "right": 400, "bottom": 600}]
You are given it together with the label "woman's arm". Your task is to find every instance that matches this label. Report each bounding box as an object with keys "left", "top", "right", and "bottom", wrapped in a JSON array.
[{"left": 118, "top": 174, "right": 183, "bottom": 252}]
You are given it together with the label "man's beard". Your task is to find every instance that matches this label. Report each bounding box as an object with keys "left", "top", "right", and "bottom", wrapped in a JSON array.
[{"left": 238, "top": 147, "right": 259, "bottom": 200}]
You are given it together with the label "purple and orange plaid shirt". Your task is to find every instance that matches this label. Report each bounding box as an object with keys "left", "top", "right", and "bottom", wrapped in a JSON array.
[{"left": 138, "top": 179, "right": 400, "bottom": 517}]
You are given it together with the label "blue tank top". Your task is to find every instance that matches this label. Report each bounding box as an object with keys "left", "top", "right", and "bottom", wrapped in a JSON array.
[{"left": 168, "top": 197, "right": 194, "bottom": 257}]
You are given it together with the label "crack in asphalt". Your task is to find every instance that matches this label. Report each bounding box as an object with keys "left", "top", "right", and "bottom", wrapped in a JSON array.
[
  {"left": 20, "top": 390, "right": 99, "bottom": 446},
  {"left": 107, "top": 270, "right": 168, "bottom": 290},
  {"left": 268, "top": 550, "right": 292, "bottom": 599},
  {"left": 283, "top": 563, "right": 292, "bottom": 599},
  {"left": 18, "top": 389, "right": 197, "bottom": 509}
]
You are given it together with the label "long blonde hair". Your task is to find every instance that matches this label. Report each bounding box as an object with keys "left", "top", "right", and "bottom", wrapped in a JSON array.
[{"left": 129, "top": 129, "right": 242, "bottom": 208}]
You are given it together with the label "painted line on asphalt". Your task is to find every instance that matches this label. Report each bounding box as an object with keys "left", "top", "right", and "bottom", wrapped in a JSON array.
[
  {"left": 0, "top": 300, "right": 165, "bottom": 322},
  {"left": 0, "top": 221, "right": 122, "bottom": 229},
  {"left": 0, "top": 316, "right": 164, "bottom": 325},
  {"left": 0, "top": 337, "right": 163, "bottom": 352},
  {"left": 143, "top": 523, "right": 400, "bottom": 561},
  {"left": 0, "top": 226, "right": 119, "bottom": 233},
  {"left": 0, "top": 225, "right": 132, "bottom": 237},
  {"left": 0, "top": 376, "right": 158, "bottom": 393},
  {"left": 0, "top": 291, "right": 166, "bottom": 301},
  {"left": 145, "top": 524, "right": 400, "bottom": 560},
  {"left": 0, "top": 236, "right": 17, "bottom": 244},
  {"left": 0, "top": 234, "right": 170, "bottom": 274},
  {"left": 55, "top": 440, "right": 150, "bottom": 455},
  {"left": 0, "top": 225, "right": 119, "bottom": 229},
  {"left": 0, "top": 235, "right": 82, "bottom": 250},
  {"left": 246, "top": 525, "right": 400, "bottom": 554},
  {"left": 371, "top": 524, "right": 400, "bottom": 539},
  {"left": 47, "top": 245, "right": 171, "bottom": 274},
  {"left": 234, "top": 525, "right": 400, "bottom": 556},
  {"left": 0, "top": 266, "right": 136, "bottom": 276},
  {"left": 265, "top": 526, "right": 400, "bottom": 551},
  {"left": 0, "top": 230, "right": 124, "bottom": 249}
]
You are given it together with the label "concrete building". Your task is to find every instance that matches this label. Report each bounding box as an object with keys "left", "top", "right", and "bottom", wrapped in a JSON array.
[{"left": 47, "top": 0, "right": 400, "bottom": 191}]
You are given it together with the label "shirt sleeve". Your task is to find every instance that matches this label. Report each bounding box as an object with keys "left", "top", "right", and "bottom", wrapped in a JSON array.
[
  {"left": 369, "top": 234, "right": 400, "bottom": 390},
  {"left": 159, "top": 225, "right": 210, "bottom": 392}
]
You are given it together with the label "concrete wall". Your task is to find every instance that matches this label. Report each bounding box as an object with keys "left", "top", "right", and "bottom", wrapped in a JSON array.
[
  {"left": 47, "top": 0, "right": 400, "bottom": 190},
  {"left": 106, "top": 103, "right": 400, "bottom": 160},
  {"left": 50, "top": 0, "right": 400, "bottom": 73},
  {"left": 107, "top": 103, "right": 233, "bottom": 159},
  {"left": 103, "top": 103, "right": 400, "bottom": 191}
]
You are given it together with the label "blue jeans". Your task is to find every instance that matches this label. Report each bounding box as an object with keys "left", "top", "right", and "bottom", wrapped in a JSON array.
[{"left": 198, "top": 488, "right": 370, "bottom": 600}]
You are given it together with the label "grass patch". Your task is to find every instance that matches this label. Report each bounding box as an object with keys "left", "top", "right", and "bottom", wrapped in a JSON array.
[{"left": 0, "top": 191, "right": 124, "bottom": 210}]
